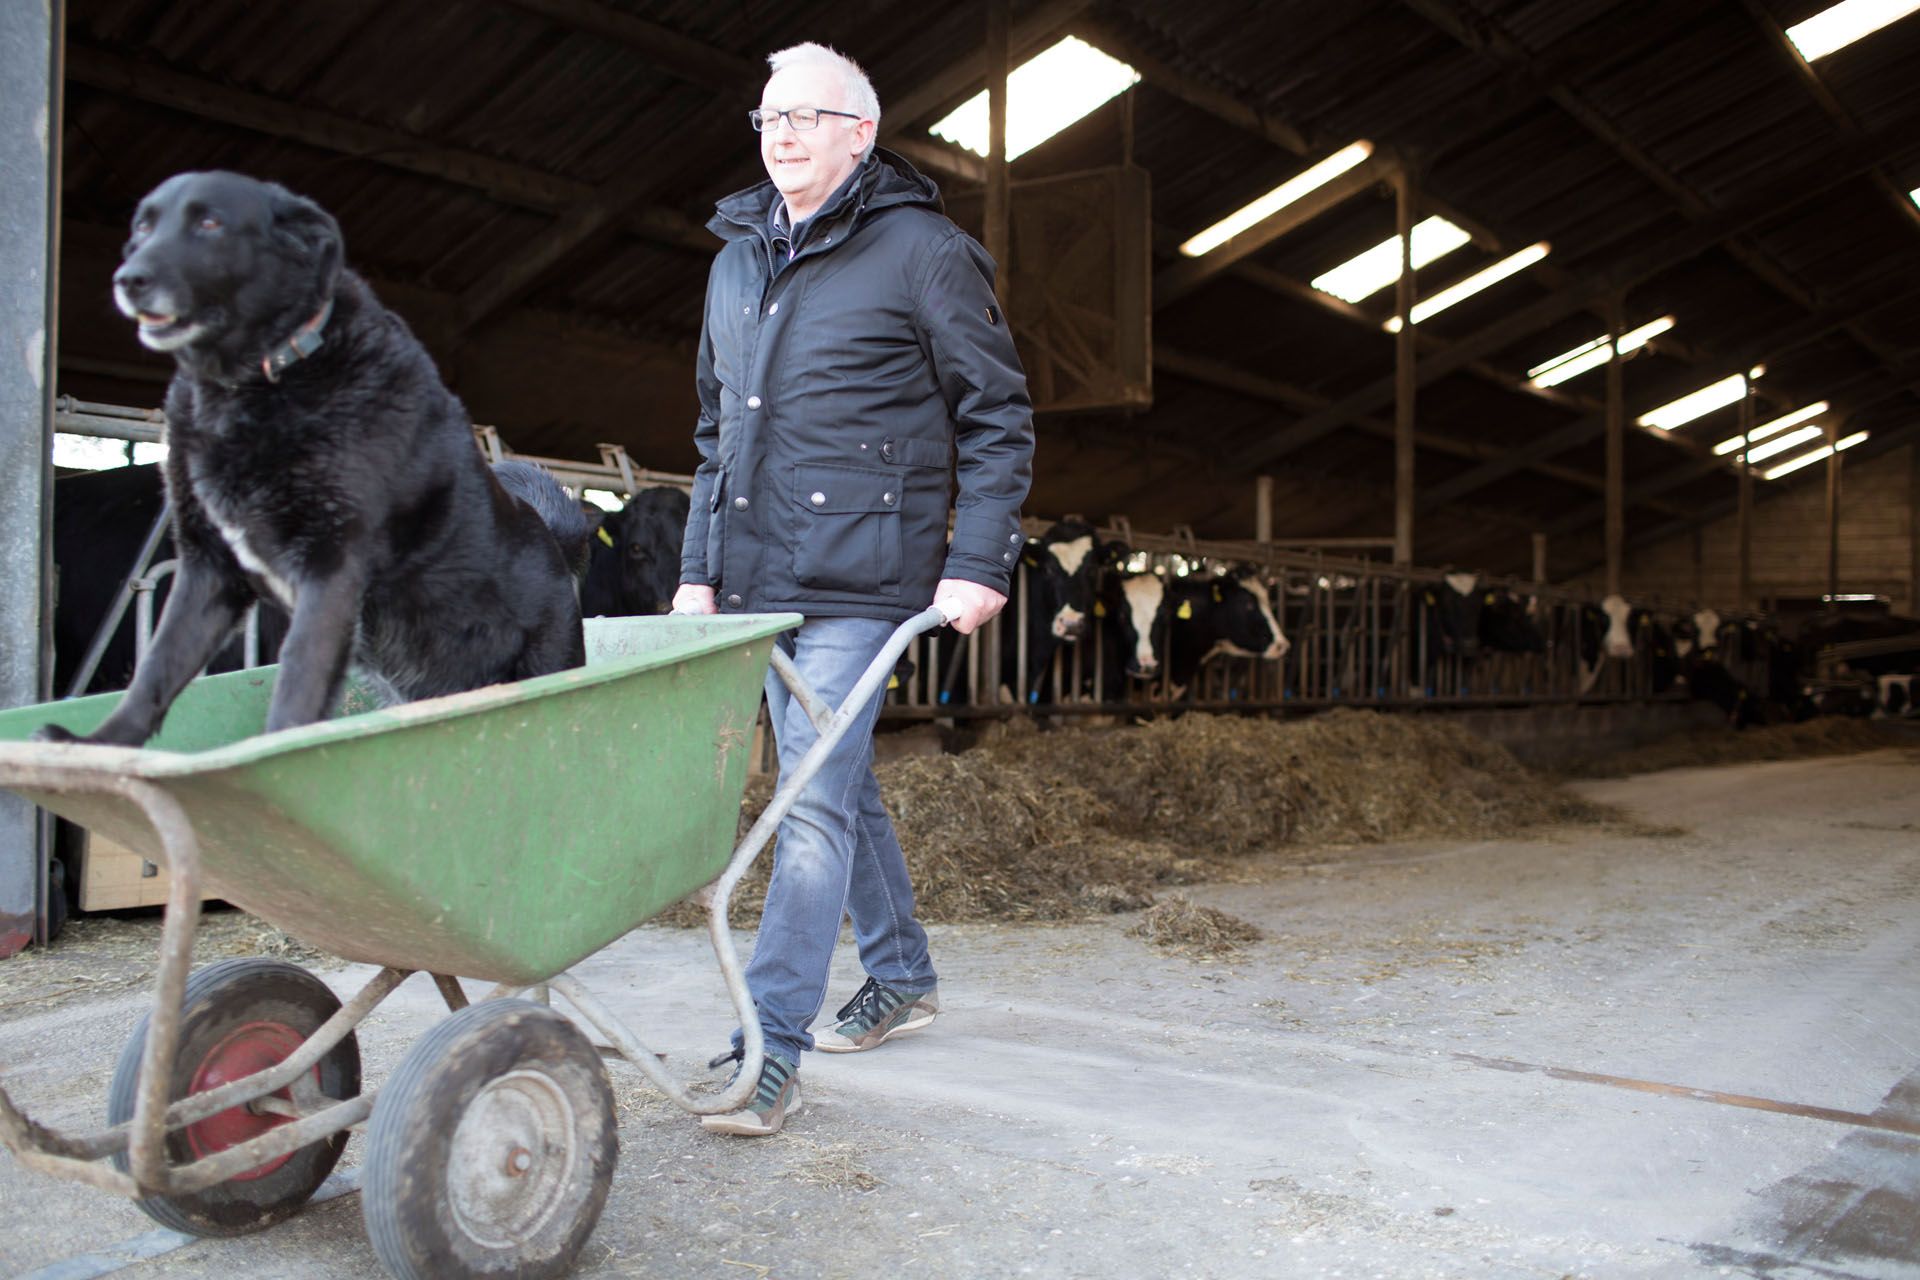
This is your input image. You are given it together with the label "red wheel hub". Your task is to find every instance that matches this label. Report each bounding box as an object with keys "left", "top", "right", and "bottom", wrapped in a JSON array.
[{"left": 183, "top": 1021, "right": 312, "bottom": 1180}]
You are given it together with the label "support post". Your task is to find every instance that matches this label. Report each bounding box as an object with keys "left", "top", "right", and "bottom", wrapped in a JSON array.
[
  {"left": 984, "top": 0, "right": 1011, "bottom": 307},
  {"left": 1393, "top": 165, "right": 1416, "bottom": 567},
  {"left": 0, "top": 1, "right": 62, "bottom": 956},
  {"left": 1909, "top": 442, "right": 1919, "bottom": 616},
  {"left": 1737, "top": 385, "right": 1753, "bottom": 609},
  {"left": 1604, "top": 293, "right": 1624, "bottom": 599},
  {"left": 1255, "top": 475, "right": 1273, "bottom": 544},
  {"left": 1531, "top": 532, "right": 1547, "bottom": 586},
  {"left": 1825, "top": 418, "right": 1841, "bottom": 608}
]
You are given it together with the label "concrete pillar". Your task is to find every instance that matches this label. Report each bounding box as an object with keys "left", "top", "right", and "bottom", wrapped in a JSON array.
[
  {"left": 1736, "top": 386, "right": 1753, "bottom": 609},
  {"left": 0, "top": 2, "right": 62, "bottom": 956}
]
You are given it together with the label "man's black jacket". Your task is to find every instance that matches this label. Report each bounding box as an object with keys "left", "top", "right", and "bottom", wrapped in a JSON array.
[{"left": 680, "top": 148, "right": 1035, "bottom": 622}]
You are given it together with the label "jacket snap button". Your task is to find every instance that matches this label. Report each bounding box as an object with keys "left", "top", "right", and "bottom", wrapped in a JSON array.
[
  {"left": 727, "top": 594, "right": 742, "bottom": 607},
  {"left": 883, "top": 492, "right": 895, "bottom": 505},
  {"left": 746, "top": 395, "right": 761, "bottom": 409},
  {"left": 881, "top": 442, "right": 894, "bottom": 461},
  {"left": 768, "top": 302, "right": 779, "bottom": 314},
  {"left": 733, "top": 496, "right": 749, "bottom": 510},
  {"left": 811, "top": 491, "right": 826, "bottom": 506},
  {"left": 1008, "top": 533, "right": 1021, "bottom": 544},
  {"left": 742, "top": 305, "right": 750, "bottom": 315},
  {"left": 1002, "top": 551, "right": 1014, "bottom": 562}
]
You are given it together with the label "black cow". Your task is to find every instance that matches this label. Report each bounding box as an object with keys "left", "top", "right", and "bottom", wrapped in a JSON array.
[
  {"left": 1575, "top": 594, "right": 1637, "bottom": 691},
  {"left": 1479, "top": 587, "right": 1546, "bottom": 655},
  {"left": 1877, "top": 673, "right": 1918, "bottom": 719},
  {"left": 581, "top": 485, "right": 691, "bottom": 618},
  {"left": 1421, "top": 573, "right": 1486, "bottom": 664},
  {"left": 998, "top": 519, "right": 1103, "bottom": 704},
  {"left": 52, "top": 463, "right": 288, "bottom": 695},
  {"left": 1155, "top": 568, "right": 1289, "bottom": 696}
]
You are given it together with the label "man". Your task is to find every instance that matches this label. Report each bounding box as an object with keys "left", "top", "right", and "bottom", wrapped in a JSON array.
[{"left": 672, "top": 41, "right": 1033, "bottom": 1136}]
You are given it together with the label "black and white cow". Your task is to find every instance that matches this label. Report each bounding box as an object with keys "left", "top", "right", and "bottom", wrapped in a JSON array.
[
  {"left": 581, "top": 485, "right": 690, "bottom": 618},
  {"left": 1421, "top": 573, "right": 1486, "bottom": 664},
  {"left": 997, "top": 519, "right": 1103, "bottom": 703},
  {"left": 1155, "top": 568, "right": 1289, "bottom": 696},
  {"left": 1479, "top": 587, "right": 1547, "bottom": 655},
  {"left": 1877, "top": 673, "right": 1918, "bottom": 719},
  {"left": 1576, "top": 593, "right": 1636, "bottom": 692}
]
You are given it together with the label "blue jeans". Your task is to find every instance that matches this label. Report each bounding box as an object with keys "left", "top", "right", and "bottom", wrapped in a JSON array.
[{"left": 739, "top": 616, "right": 937, "bottom": 1065}]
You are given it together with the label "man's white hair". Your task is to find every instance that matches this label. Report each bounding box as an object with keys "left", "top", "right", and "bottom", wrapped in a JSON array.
[{"left": 766, "top": 42, "right": 881, "bottom": 157}]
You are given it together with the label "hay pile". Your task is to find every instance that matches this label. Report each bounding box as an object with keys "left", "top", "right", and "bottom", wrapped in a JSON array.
[
  {"left": 1564, "top": 716, "right": 1905, "bottom": 778},
  {"left": 667, "top": 709, "right": 1606, "bottom": 929},
  {"left": 1127, "top": 893, "right": 1263, "bottom": 957}
]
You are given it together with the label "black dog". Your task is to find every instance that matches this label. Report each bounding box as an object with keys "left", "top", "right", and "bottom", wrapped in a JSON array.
[{"left": 40, "top": 171, "right": 585, "bottom": 746}]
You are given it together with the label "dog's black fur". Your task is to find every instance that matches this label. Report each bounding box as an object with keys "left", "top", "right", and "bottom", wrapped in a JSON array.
[{"left": 40, "top": 170, "right": 584, "bottom": 746}]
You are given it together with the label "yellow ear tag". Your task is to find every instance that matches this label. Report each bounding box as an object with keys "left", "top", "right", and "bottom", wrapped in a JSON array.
[
  {"left": 1094, "top": 600, "right": 1107, "bottom": 617},
  {"left": 1423, "top": 590, "right": 1436, "bottom": 606},
  {"left": 1483, "top": 592, "right": 1495, "bottom": 605},
  {"left": 887, "top": 675, "right": 899, "bottom": 690},
  {"left": 1177, "top": 600, "right": 1193, "bottom": 620},
  {"left": 1211, "top": 584, "right": 1223, "bottom": 602},
  {"left": 597, "top": 526, "right": 615, "bottom": 547}
]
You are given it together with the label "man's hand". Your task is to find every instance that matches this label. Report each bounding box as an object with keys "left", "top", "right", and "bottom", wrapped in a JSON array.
[
  {"left": 671, "top": 583, "right": 718, "bottom": 615},
  {"left": 932, "top": 578, "right": 1007, "bottom": 636}
]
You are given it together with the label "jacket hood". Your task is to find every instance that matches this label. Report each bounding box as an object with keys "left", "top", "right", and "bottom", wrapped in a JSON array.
[{"left": 708, "top": 147, "right": 942, "bottom": 243}]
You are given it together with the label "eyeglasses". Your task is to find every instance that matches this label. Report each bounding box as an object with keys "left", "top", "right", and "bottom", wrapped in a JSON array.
[{"left": 749, "top": 106, "right": 863, "bottom": 133}]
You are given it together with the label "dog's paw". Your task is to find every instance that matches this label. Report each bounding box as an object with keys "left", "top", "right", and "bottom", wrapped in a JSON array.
[{"left": 31, "top": 724, "right": 83, "bottom": 744}]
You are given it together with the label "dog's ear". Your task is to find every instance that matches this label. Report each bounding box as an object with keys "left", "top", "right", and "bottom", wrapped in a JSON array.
[{"left": 270, "top": 189, "right": 343, "bottom": 296}]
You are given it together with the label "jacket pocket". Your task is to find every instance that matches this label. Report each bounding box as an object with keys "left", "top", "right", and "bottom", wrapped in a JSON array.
[
  {"left": 790, "top": 464, "right": 902, "bottom": 596},
  {"left": 704, "top": 470, "right": 726, "bottom": 585}
]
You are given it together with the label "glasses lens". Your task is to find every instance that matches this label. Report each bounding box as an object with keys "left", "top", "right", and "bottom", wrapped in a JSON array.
[
  {"left": 749, "top": 109, "right": 770, "bottom": 131},
  {"left": 790, "top": 107, "right": 820, "bottom": 130}
]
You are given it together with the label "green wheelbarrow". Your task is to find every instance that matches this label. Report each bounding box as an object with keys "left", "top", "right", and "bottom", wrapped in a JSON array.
[{"left": 0, "top": 606, "right": 950, "bottom": 1278}]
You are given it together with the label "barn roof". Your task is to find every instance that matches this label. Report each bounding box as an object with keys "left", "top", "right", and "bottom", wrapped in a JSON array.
[{"left": 55, "top": 0, "right": 1920, "bottom": 582}]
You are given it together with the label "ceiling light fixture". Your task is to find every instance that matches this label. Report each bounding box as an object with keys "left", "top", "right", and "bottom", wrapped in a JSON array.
[
  {"left": 1525, "top": 316, "right": 1675, "bottom": 388},
  {"left": 1179, "top": 142, "right": 1376, "bottom": 257},
  {"left": 1785, "top": 0, "right": 1920, "bottom": 61},
  {"left": 1763, "top": 430, "right": 1868, "bottom": 479},
  {"left": 1309, "top": 216, "right": 1471, "bottom": 303},
  {"left": 1382, "top": 242, "right": 1550, "bottom": 332},
  {"left": 1712, "top": 400, "right": 1830, "bottom": 455},
  {"left": 1637, "top": 372, "right": 1754, "bottom": 431}
]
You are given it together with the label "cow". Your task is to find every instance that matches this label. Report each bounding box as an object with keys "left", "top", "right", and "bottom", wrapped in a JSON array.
[
  {"left": 1575, "top": 593, "right": 1636, "bottom": 692},
  {"left": 1155, "top": 567, "right": 1289, "bottom": 698},
  {"left": 1685, "top": 656, "right": 1756, "bottom": 727},
  {"left": 1420, "top": 572, "right": 1485, "bottom": 664},
  {"left": 1478, "top": 587, "right": 1546, "bottom": 655},
  {"left": 1876, "top": 673, "right": 1917, "bottom": 719},
  {"left": 52, "top": 463, "right": 288, "bottom": 696},
  {"left": 581, "top": 485, "right": 690, "bottom": 618},
  {"left": 998, "top": 519, "right": 1103, "bottom": 703}
]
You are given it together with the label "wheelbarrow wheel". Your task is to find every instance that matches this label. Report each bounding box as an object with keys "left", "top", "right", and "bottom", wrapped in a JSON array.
[
  {"left": 107, "top": 956, "right": 361, "bottom": 1236},
  {"left": 362, "top": 998, "right": 616, "bottom": 1280}
]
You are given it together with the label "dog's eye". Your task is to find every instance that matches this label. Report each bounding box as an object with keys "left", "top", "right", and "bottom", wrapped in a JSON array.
[
  {"left": 132, "top": 217, "right": 153, "bottom": 237},
  {"left": 197, "top": 216, "right": 224, "bottom": 233}
]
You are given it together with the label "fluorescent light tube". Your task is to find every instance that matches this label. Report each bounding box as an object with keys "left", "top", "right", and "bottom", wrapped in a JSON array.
[
  {"left": 1382, "top": 242, "right": 1549, "bottom": 331},
  {"left": 1310, "top": 216, "right": 1471, "bottom": 303},
  {"left": 1526, "top": 316, "right": 1675, "bottom": 388},
  {"left": 1637, "top": 372, "right": 1752, "bottom": 430},
  {"left": 1763, "top": 430, "right": 1868, "bottom": 478},
  {"left": 1712, "top": 400, "right": 1830, "bottom": 455},
  {"left": 929, "top": 36, "right": 1140, "bottom": 161},
  {"left": 1179, "top": 142, "right": 1375, "bottom": 257},
  {"left": 1786, "top": 0, "right": 1920, "bottom": 61},
  {"left": 1743, "top": 423, "right": 1825, "bottom": 463}
]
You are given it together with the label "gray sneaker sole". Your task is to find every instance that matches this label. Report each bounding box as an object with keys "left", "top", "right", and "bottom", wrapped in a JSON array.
[
  {"left": 699, "top": 1084, "right": 802, "bottom": 1136},
  {"left": 815, "top": 1006, "right": 937, "bottom": 1053}
]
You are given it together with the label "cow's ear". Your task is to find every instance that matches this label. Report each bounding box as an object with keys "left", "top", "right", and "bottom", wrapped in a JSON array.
[{"left": 271, "top": 189, "right": 343, "bottom": 296}]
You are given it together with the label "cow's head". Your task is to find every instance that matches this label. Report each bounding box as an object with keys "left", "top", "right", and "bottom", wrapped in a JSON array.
[
  {"left": 1030, "top": 519, "right": 1099, "bottom": 641},
  {"left": 1208, "top": 568, "right": 1289, "bottom": 660}
]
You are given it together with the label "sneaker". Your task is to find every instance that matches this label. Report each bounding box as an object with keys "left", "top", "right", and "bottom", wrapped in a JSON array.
[
  {"left": 699, "top": 1047, "right": 801, "bottom": 1136},
  {"left": 815, "top": 977, "right": 939, "bottom": 1054}
]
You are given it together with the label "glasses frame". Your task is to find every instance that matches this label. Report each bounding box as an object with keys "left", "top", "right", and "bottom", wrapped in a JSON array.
[{"left": 749, "top": 106, "right": 864, "bottom": 133}]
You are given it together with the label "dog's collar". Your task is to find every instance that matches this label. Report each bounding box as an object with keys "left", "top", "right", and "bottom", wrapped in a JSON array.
[{"left": 260, "top": 297, "right": 334, "bottom": 383}]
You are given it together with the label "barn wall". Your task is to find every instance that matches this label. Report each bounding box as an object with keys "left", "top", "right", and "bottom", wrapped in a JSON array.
[{"left": 1568, "top": 444, "right": 1917, "bottom": 615}]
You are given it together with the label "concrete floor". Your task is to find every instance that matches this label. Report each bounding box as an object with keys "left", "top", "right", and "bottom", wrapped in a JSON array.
[{"left": 1, "top": 745, "right": 1916, "bottom": 1279}]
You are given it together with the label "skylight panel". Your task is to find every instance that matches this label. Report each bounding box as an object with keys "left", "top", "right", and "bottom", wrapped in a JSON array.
[
  {"left": 1382, "top": 242, "right": 1550, "bottom": 332},
  {"left": 1785, "top": 0, "right": 1920, "bottom": 61},
  {"left": 52, "top": 433, "right": 166, "bottom": 470},
  {"left": 1525, "top": 317, "right": 1674, "bottom": 388},
  {"left": 1310, "top": 217, "right": 1471, "bottom": 304},
  {"left": 1178, "top": 142, "right": 1375, "bottom": 258},
  {"left": 1762, "top": 430, "right": 1868, "bottom": 479},
  {"left": 1711, "top": 401, "right": 1829, "bottom": 455},
  {"left": 1637, "top": 372, "right": 1752, "bottom": 430},
  {"left": 928, "top": 36, "right": 1140, "bottom": 161},
  {"left": 1742, "top": 423, "right": 1826, "bottom": 463}
]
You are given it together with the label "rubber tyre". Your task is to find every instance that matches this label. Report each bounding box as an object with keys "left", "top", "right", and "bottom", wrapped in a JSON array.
[
  {"left": 107, "top": 957, "right": 361, "bottom": 1236},
  {"left": 362, "top": 999, "right": 617, "bottom": 1280}
]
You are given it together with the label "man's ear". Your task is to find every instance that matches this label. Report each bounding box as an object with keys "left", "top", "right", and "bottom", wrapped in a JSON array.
[
  {"left": 270, "top": 188, "right": 343, "bottom": 297},
  {"left": 852, "top": 118, "right": 877, "bottom": 159}
]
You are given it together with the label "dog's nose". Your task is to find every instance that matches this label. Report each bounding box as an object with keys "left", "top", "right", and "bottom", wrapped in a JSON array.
[{"left": 114, "top": 262, "right": 151, "bottom": 295}]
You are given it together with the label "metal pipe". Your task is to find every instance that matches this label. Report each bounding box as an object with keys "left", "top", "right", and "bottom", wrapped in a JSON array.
[
  {"left": 984, "top": 0, "right": 1011, "bottom": 307},
  {"left": 1826, "top": 418, "right": 1841, "bottom": 607},
  {"left": 1605, "top": 293, "right": 1625, "bottom": 598},
  {"left": 1737, "top": 387, "right": 1753, "bottom": 608},
  {"left": 65, "top": 503, "right": 171, "bottom": 698},
  {"left": 1394, "top": 166, "right": 1416, "bottom": 567}
]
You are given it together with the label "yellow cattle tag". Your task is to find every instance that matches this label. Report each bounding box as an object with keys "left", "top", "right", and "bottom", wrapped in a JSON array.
[
  {"left": 1094, "top": 600, "right": 1107, "bottom": 617},
  {"left": 597, "top": 526, "right": 614, "bottom": 547},
  {"left": 1177, "top": 600, "right": 1193, "bottom": 620}
]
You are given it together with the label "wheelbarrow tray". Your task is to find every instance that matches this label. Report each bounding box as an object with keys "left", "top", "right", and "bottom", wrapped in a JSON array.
[{"left": 0, "top": 613, "right": 799, "bottom": 985}]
